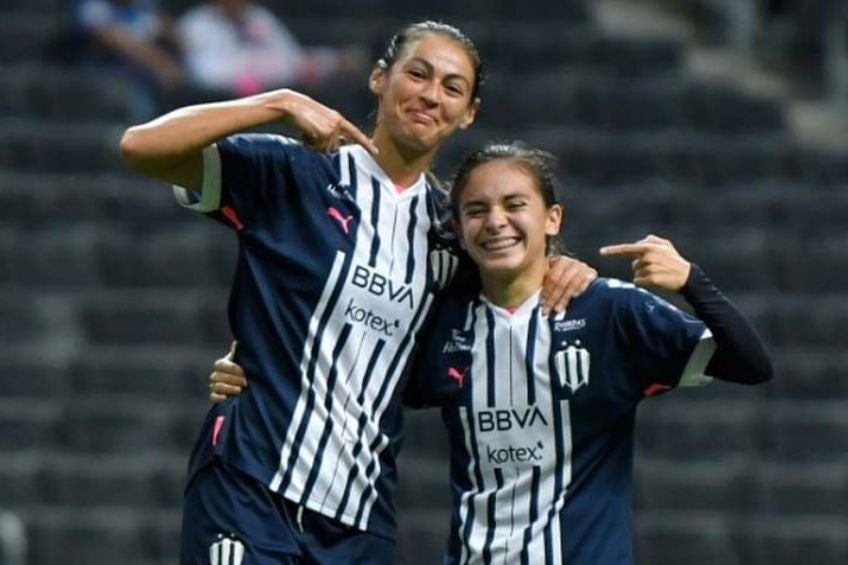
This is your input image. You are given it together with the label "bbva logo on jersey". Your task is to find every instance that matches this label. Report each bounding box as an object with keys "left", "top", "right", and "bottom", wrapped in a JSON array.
[
  {"left": 210, "top": 534, "right": 245, "bottom": 565},
  {"left": 554, "top": 345, "right": 591, "bottom": 394}
]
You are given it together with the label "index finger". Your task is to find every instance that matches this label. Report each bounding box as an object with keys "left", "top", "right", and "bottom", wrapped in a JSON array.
[
  {"left": 599, "top": 243, "right": 652, "bottom": 258},
  {"left": 340, "top": 119, "right": 378, "bottom": 155}
]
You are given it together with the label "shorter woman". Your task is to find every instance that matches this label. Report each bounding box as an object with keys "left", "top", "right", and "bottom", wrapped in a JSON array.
[{"left": 213, "top": 142, "right": 772, "bottom": 564}]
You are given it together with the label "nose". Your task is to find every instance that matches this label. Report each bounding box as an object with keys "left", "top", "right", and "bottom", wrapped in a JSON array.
[
  {"left": 419, "top": 79, "right": 440, "bottom": 107},
  {"left": 484, "top": 206, "right": 507, "bottom": 231}
]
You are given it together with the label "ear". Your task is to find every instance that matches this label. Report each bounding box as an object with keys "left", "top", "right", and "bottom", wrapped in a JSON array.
[
  {"left": 369, "top": 66, "right": 386, "bottom": 96},
  {"left": 545, "top": 204, "right": 563, "bottom": 236},
  {"left": 458, "top": 97, "right": 480, "bottom": 130},
  {"left": 453, "top": 219, "right": 466, "bottom": 250}
]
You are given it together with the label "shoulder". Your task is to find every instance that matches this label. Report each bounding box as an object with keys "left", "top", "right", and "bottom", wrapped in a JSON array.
[
  {"left": 581, "top": 277, "right": 659, "bottom": 304},
  {"left": 220, "top": 134, "right": 325, "bottom": 163},
  {"left": 572, "top": 277, "right": 638, "bottom": 307},
  {"left": 571, "top": 277, "right": 680, "bottom": 322}
]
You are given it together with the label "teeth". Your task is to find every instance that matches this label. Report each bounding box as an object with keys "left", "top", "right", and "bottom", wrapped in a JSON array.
[{"left": 483, "top": 238, "right": 519, "bottom": 251}]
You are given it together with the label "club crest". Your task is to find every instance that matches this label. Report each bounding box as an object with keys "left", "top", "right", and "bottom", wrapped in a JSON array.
[{"left": 554, "top": 344, "right": 591, "bottom": 394}]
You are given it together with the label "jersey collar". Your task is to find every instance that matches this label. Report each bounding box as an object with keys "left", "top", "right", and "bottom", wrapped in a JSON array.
[{"left": 345, "top": 144, "right": 428, "bottom": 201}]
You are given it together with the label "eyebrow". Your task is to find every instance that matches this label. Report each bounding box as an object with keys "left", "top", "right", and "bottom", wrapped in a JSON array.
[{"left": 407, "top": 57, "right": 473, "bottom": 87}]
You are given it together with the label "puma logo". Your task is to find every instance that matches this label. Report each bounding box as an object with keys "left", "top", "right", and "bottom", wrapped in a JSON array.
[
  {"left": 447, "top": 366, "right": 468, "bottom": 388},
  {"left": 327, "top": 206, "right": 354, "bottom": 234}
]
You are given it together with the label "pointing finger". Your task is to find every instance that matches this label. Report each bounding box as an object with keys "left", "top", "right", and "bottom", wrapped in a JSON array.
[
  {"left": 340, "top": 119, "right": 378, "bottom": 155},
  {"left": 599, "top": 243, "right": 652, "bottom": 258}
]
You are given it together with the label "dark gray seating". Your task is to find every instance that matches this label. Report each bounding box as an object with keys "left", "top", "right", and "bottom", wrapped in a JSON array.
[{"left": 2, "top": 0, "right": 848, "bottom": 563}]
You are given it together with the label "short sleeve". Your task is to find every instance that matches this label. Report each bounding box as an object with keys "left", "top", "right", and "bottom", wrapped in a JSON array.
[
  {"left": 615, "top": 285, "right": 714, "bottom": 395},
  {"left": 172, "top": 134, "right": 304, "bottom": 231}
]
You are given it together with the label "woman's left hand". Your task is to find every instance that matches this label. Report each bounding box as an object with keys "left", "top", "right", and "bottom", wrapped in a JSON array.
[
  {"left": 600, "top": 234, "right": 691, "bottom": 291},
  {"left": 541, "top": 256, "right": 598, "bottom": 315}
]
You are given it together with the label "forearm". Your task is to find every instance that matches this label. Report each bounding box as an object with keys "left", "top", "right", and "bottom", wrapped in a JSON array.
[
  {"left": 119, "top": 89, "right": 294, "bottom": 186},
  {"left": 680, "top": 264, "right": 773, "bottom": 384}
]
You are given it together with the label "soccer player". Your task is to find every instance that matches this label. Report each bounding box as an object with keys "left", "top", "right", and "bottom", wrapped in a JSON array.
[
  {"left": 214, "top": 141, "right": 773, "bottom": 564},
  {"left": 407, "top": 142, "right": 772, "bottom": 564},
  {"left": 120, "top": 21, "right": 595, "bottom": 565}
]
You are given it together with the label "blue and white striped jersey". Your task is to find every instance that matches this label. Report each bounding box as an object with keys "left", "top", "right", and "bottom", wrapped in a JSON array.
[
  {"left": 407, "top": 278, "right": 714, "bottom": 564},
  {"left": 174, "top": 134, "right": 460, "bottom": 538}
]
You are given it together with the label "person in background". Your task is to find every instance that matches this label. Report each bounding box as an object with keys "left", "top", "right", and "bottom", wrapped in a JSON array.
[
  {"left": 178, "top": 0, "right": 367, "bottom": 97},
  {"left": 75, "top": 0, "right": 183, "bottom": 120}
]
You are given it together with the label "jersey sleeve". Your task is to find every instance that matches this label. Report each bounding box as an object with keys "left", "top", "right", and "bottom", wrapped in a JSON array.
[
  {"left": 172, "top": 134, "right": 306, "bottom": 231},
  {"left": 403, "top": 297, "right": 469, "bottom": 409},
  {"left": 614, "top": 285, "right": 715, "bottom": 396}
]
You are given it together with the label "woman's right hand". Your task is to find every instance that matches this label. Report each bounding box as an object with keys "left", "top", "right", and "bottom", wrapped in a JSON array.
[
  {"left": 209, "top": 342, "right": 248, "bottom": 403},
  {"left": 276, "top": 90, "right": 378, "bottom": 155}
]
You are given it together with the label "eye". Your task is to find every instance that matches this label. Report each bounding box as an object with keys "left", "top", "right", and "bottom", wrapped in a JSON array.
[
  {"left": 507, "top": 200, "right": 527, "bottom": 211},
  {"left": 445, "top": 83, "right": 465, "bottom": 97},
  {"left": 406, "top": 67, "right": 427, "bottom": 80}
]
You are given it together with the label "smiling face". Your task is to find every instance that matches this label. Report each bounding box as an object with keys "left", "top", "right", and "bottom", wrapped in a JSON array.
[
  {"left": 455, "top": 159, "right": 563, "bottom": 287},
  {"left": 370, "top": 32, "right": 479, "bottom": 155}
]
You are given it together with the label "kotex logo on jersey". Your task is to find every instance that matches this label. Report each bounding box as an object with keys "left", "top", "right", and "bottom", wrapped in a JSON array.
[
  {"left": 342, "top": 263, "right": 415, "bottom": 337},
  {"left": 476, "top": 405, "right": 554, "bottom": 468}
]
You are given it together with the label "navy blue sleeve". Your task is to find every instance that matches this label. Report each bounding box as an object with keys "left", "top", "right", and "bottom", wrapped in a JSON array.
[
  {"left": 213, "top": 134, "right": 305, "bottom": 230},
  {"left": 614, "top": 284, "right": 712, "bottom": 394},
  {"left": 173, "top": 134, "right": 315, "bottom": 232}
]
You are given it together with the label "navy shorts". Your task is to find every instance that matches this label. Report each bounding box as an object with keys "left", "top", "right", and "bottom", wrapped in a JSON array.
[{"left": 180, "top": 459, "right": 395, "bottom": 565}]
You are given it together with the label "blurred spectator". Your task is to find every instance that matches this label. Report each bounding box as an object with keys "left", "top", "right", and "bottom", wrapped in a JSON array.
[
  {"left": 74, "top": 0, "right": 184, "bottom": 119},
  {"left": 177, "top": 0, "right": 367, "bottom": 97}
]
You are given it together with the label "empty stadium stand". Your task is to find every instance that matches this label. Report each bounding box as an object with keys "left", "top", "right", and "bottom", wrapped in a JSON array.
[{"left": 1, "top": 1, "right": 846, "bottom": 564}]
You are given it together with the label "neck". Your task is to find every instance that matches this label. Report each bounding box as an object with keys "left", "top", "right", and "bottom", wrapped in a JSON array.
[
  {"left": 371, "top": 128, "right": 436, "bottom": 189},
  {"left": 480, "top": 263, "right": 546, "bottom": 310}
]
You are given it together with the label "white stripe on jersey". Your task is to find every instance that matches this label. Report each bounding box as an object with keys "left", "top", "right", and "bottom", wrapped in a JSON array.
[
  {"left": 271, "top": 145, "right": 442, "bottom": 530},
  {"left": 458, "top": 298, "right": 573, "bottom": 564},
  {"left": 172, "top": 144, "right": 222, "bottom": 213},
  {"left": 270, "top": 250, "right": 349, "bottom": 493},
  {"left": 680, "top": 330, "right": 715, "bottom": 386}
]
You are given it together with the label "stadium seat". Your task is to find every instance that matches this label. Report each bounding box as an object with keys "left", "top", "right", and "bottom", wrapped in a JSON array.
[{"left": 3, "top": 0, "right": 848, "bottom": 563}]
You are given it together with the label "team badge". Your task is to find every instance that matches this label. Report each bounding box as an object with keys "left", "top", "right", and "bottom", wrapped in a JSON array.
[
  {"left": 210, "top": 534, "right": 245, "bottom": 565},
  {"left": 554, "top": 344, "right": 591, "bottom": 394}
]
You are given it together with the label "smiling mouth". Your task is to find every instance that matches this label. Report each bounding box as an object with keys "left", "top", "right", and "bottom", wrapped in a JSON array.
[
  {"left": 408, "top": 110, "right": 435, "bottom": 124},
  {"left": 481, "top": 237, "right": 520, "bottom": 252}
]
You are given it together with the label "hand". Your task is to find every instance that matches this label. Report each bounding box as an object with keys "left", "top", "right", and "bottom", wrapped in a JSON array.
[
  {"left": 209, "top": 341, "right": 248, "bottom": 403},
  {"left": 278, "top": 90, "right": 378, "bottom": 155},
  {"left": 600, "top": 234, "right": 691, "bottom": 291},
  {"left": 541, "top": 256, "right": 598, "bottom": 315}
]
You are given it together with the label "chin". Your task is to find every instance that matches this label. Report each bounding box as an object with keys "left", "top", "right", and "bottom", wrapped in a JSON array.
[{"left": 477, "top": 259, "right": 524, "bottom": 277}]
